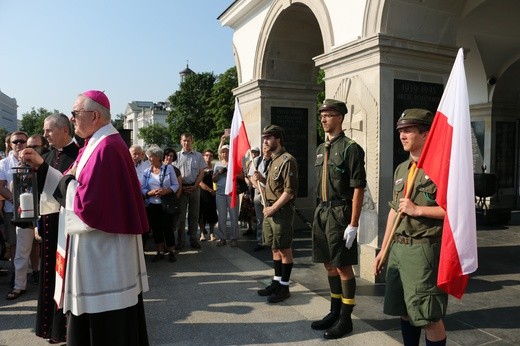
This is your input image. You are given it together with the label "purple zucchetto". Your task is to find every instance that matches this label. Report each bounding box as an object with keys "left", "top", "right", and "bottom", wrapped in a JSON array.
[{"left": 82, "top": 90, "right": 110, "bottom": 111}]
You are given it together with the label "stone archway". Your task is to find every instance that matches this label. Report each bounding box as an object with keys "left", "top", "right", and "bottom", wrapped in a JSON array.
[
  {"left": 233, "top": 1, "right": 327, "bottom": 224},
  {"left": 222, "top": 0, "right": 520, "bottom": 281}
]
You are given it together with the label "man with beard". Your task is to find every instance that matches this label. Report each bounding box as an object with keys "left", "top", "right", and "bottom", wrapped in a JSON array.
[{"left": 254, "top": 125, "right": 298, "bottom": 303}]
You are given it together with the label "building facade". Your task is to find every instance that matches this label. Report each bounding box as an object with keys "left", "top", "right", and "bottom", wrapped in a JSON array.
[
  {"left": 123, "top": 101, "right": 169, "bottom": 148},
  {"left": 0, "top": 90, "right": 18, "bottom": 132},
  {"left": 219, "top": 0, "right": 520, "bottom": 281}
]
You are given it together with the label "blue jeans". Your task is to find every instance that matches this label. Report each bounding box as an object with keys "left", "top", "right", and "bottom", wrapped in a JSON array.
[{"left": 215, "top": 194, "right": 239, "bottom": 241}]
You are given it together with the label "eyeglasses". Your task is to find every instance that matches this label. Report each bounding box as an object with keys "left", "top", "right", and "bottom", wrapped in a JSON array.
[
  {"left": 71, "top": 110, "right": 95, "bottom": 118},
  {"left": 319, "top": 113, "right": 341, "bottom": 119},
  {"left": 11, "top": 140, "right": 27, "bottom": 145},
  {"left": 28, "top": 145, "right": 42, "bottom": 149}
]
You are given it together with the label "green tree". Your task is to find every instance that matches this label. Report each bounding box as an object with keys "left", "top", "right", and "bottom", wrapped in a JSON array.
[
  {"left": 316, "top": 69, "right": 325, "bottom": 144},
  {"left": 138, "top": 123, "right": 172, "bottom": 148},
  {"left": 206, "top": 66, "right": 238, "bottom": 151},
  {"left": 0, "top": 127, "right": 8, "bottom": 154},
  {"left": 167, "top": 72, "right": 216, "bottom": 151},
  {"left": 20, "top": 108, "right": 55, "bottom": 135},
  {"left": 111, "top": 113, "right": 125, "bottom": 131}
]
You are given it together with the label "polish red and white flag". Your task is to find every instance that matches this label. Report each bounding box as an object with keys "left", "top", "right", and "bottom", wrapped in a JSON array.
[
  {"left": 225, "top": 98, "right": 251, "bottom": 208},
  {"left": 417, "top": 48, "right": 478, "bottom": 299}
]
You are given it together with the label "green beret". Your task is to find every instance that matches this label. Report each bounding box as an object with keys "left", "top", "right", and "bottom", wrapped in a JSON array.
[
  {"left": 262, "top": 124, "right": 285, "bottom": 139},
  {"left": 396, "top": 109, "right": 434, "bottom": 129},
  {"left": 319, "top": 99, "right": 348, "bottom": 115}
]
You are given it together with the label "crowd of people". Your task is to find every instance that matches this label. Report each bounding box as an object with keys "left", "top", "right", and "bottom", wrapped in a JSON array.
[{"left": 0, "top": 93, "right": 449, "bottom": 346}]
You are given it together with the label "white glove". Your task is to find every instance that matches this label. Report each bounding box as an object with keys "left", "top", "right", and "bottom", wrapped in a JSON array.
[{"left": 343, "top": 225, "right": 358, "bottom": 249}]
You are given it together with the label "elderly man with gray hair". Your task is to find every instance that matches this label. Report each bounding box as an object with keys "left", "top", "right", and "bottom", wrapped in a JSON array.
[
  {"left": 33, "top": 113, "right": 80, "bottom": 343},
  {"left": 21, "top": 90, "right": 150, "bottom": 345},
  {"left": 129, "top": 144, "right": 150, "bottom": 187}
]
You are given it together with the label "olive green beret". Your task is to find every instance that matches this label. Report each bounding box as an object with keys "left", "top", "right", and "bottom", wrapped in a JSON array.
[
  {"left": 396, "top": 109, "right": 434, "bottom": 129},
  {"left": 319, "top": 99, "right": 348, "bottom": 115},
  {"left": 262, "top": 124, "right": 285, "bottom": 139}
]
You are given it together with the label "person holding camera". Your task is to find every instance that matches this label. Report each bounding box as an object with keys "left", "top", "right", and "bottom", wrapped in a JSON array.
[{"left": 212, "top": 144, "right": 240, "bottom": 247}]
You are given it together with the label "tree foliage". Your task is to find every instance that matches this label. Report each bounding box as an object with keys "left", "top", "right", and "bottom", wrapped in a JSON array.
[
  {"left": 0, "top": 127, "right": 8, "bottom": 154},
  {"left": 206, "top": 66, "right": 238, "bottom": 151},
  {"left": 138, "top": 123, "right": 173, "bottom": 148},
  {"left": 316, "top": 69, "right": 325, "bottom": 144},
  {"left": 111, "top": 113, "right": 125, "bottom": 131},
  {"left": 20, "top": 108, "right": 55, "bottom": 136},
  {"left": 165, "top": 67, "right": 238, "bottom": 152},
  {"left": 167, "top": 72, "right": 216, "bottom": 151}
]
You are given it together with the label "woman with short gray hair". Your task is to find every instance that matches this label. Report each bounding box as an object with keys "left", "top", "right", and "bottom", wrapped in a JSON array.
[{"left": 142, "top": 146, "right": 180, "bottom": 262}]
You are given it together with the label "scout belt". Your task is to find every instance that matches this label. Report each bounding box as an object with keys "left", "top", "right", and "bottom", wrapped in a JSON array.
[
  {"left": 318, "top": 199, "right": 351, "bottom": 208},
  {"left": 394, "top": 234, "right": 441, "bottom": 245}
]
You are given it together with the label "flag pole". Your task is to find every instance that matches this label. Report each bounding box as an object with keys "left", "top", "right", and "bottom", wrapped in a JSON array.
[{"left": 376, "top": 166, "right": 420, "bottom": 272}]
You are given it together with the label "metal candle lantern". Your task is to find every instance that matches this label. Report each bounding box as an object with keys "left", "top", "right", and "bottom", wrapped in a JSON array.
[{"left": 12, "top": 166, "right": 38, "bottom": 222}]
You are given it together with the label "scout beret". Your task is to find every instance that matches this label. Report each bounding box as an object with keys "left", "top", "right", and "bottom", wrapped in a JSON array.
[
  {"left": 262, "top": 125, "right": 285, "bottom": 139},
  {"left": 396, "top": 108, "right": 434, "bottom": 129},
  {"left": 319, "top": 99, "right": 348, "bottom": 115}
]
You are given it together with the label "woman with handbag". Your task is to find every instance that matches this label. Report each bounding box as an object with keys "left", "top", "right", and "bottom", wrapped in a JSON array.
[{"left": 142, "top": 146, "right": 180, "bottom": 262}]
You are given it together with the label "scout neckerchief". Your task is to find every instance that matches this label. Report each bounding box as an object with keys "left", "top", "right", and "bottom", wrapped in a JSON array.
[
  {"left": 321, "top": 140, "right": 331, "bottom": 201},
  {"left": 403, "top": 161, "right": 417, "bottom": 196}
]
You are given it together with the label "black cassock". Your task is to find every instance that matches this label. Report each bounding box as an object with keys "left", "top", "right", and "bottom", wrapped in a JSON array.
[{"left": 35, "top": 141, "right": 79, "bottom": 342}]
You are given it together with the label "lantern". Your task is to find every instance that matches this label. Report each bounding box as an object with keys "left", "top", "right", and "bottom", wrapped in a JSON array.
[{"left": 11, "top": 166, "right": 38, "bottom": 223}]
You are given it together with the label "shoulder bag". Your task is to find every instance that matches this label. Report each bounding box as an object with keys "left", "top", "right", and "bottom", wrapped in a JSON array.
[{"left": 160, "top": 165, "right": 179, "bottom": 215}]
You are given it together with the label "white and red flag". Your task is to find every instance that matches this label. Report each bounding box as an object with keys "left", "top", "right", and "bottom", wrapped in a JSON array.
[
  {"left": 417, "top": 48, "right": 478, "bottom": 299},
  {"left": 225, "top": 98, "right": 251, "bottom": 208}
]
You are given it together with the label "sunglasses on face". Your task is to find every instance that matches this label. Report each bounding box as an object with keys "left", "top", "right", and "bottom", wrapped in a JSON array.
[{"left": 12, "top": 140, "right": 27, "bottom": 145}]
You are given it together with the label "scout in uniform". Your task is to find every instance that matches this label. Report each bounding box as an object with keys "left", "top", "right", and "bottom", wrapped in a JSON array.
[
  {"left": 311, "top": 99, "right": 366, "bottom": 339},
  {"left": 374, "top": 109, "right": 447, "bottom": 346},
  {"left": 253, "top": 125, "right": 298, "bottom": 303}
]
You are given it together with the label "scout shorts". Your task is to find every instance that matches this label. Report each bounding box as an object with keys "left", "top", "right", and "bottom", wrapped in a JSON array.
[
  {"left": 383, "top": 241, "right": 448, "bottom": 327},
  {"left": 312, "top": 205, "right": 358, "bottom": 267},
  {"left": 262, "top": 204, "right": 294, "bottom": 249}
]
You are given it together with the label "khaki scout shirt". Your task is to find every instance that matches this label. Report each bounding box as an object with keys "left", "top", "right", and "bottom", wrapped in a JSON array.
[
  {"left": 389, "top": 158, "right": 443, "bottom": 238},
  {"left": 315, "top": 133, "right": 366, "bottom": 201},
  {"left": 264, "top": 149, "right": 298, "bottom": 204}
]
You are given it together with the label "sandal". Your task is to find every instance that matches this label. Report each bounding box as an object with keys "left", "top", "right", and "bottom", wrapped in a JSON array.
[{"left": 6, "top": 289, "right": 26, "bottom": 300}]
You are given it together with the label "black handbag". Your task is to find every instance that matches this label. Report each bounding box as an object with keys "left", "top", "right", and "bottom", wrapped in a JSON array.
[
  {"left": 160, "top": 165, "right": 179, "bottom": 215},
  {"left": 161, "top": 193, "right": 178, "bottom": 215}
]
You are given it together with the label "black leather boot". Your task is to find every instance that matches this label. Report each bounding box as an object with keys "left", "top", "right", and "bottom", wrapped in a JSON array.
[
  {"left": 311, "top": 297, "right": 341, "bottom": 330},
  {"left": 257, "top": 280, "right": 280, "bottom": 296},
  {"left": 267, "top": 284, "right": 290, "bottom": 303},
  {"left": 323, "top": 304, "right": 354, "bottom": 339}
]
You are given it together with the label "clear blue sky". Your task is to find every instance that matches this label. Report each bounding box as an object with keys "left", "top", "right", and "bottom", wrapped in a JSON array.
[{"left": 0, "top": 1, "right": 235, "bottom": 118}]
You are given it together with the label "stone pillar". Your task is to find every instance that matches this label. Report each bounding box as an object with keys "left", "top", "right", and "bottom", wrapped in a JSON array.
[
  {"left": 316, "top": 35, "right": 456, "bottom": 283},
  {"left": 234, "top": 79, "right": 322, "bottom": 228}
]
